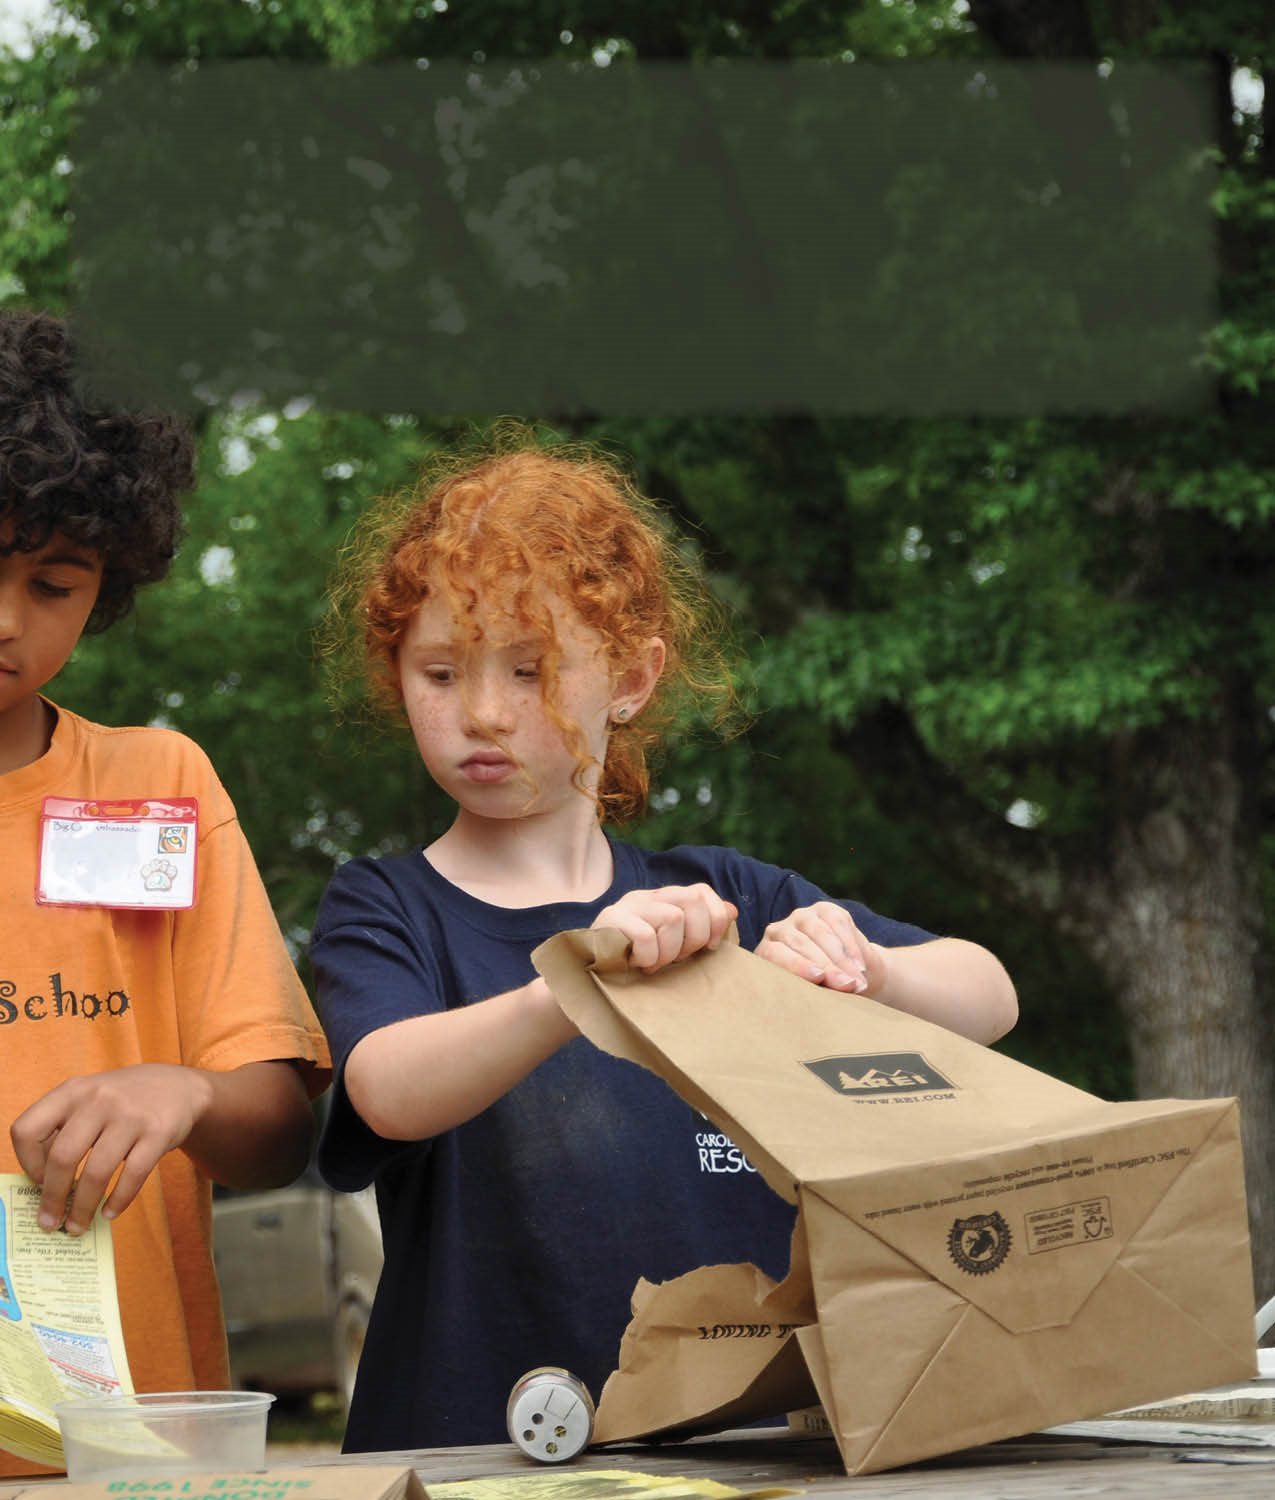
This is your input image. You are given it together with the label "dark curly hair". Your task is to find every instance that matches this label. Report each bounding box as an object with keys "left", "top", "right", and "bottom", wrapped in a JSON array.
[{"left": 0, "top": 309, "right": 194, "bottom": 632}]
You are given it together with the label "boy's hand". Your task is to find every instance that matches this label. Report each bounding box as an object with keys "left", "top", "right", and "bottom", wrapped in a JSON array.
[
  {"left": 756, "top": 901, "right": 887, "bottom": 995},
  {"left": 594, "top": 884, "right": 737, "bottom": 973},
  {"left": 10, "top": 1064, "right": 214, "bottom": 1235}
]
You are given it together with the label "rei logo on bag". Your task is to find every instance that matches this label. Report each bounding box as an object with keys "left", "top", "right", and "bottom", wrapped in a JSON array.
[{"left": 802, "top": 1052, "right": 956, "bottom": 1096}]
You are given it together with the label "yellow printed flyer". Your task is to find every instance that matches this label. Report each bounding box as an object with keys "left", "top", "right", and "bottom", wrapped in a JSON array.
[{"left": 0, "top": 1173, "right": 133, "bottom": 1466}]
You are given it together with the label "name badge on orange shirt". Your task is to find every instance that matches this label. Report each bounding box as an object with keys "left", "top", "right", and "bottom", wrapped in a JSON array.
[{"left": 36, "top": 797, "right": 198, "bottom": 910}]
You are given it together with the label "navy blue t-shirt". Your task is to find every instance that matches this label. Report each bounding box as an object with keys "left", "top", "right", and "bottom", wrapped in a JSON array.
[{"left": 313, "top": 839, "right": 934, "bottom": 1451}]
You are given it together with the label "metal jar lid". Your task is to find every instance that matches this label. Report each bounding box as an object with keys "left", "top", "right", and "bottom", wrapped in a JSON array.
[{"left": 506, "top": 1366, "right": 596, "bottom": 1463}]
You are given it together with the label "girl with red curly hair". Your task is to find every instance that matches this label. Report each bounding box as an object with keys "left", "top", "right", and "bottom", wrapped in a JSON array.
[{"left": 312, "top": 437, "right": 1016, "bottom": 1454}]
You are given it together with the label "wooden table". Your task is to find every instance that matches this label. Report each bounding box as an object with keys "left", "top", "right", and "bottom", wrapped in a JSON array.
[{"left": 312, "top": 1423, "right": 1275, "bottom": 1499}]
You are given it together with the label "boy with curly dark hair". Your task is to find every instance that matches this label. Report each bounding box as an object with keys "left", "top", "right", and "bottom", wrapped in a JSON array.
[{"left": 0, "top": 309, "right": 330, "bottom": 1475}]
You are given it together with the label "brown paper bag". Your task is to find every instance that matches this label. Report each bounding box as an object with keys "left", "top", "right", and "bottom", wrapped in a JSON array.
[{"left": 532, "top": 928, "right": 1257, "bottom": 1476}]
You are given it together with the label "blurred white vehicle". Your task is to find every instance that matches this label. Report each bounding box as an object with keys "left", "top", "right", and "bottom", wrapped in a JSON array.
[{"left": 212, "top": 1169, "right": 382, "bottom": 1409}]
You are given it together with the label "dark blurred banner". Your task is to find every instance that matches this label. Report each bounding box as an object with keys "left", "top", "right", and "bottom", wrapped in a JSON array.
[{"left": 72, "top": 60, "right": 1215, "bottom": 415}]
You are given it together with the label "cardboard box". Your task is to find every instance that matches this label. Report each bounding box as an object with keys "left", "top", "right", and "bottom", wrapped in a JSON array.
[
  {"left": 0, "top": 1467, "right": 423, "bottom": 1500},
  {"left": 533, "top": 928, "right": 1257, "bottom": 1475}
]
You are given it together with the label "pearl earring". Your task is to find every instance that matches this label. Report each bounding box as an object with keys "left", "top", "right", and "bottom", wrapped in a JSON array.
[{"left": 613, "top": 706, "right": 631, "bottom": 723}]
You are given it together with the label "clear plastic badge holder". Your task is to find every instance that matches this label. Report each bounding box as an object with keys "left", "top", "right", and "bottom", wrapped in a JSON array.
[{"left": 36, "top": 797, "right": 198, "bottom": 911}]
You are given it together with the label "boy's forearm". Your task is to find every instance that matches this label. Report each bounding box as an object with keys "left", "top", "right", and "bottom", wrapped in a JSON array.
[
  {"left": 182, "top": 1060, "right": 314, "bottom": 1189},
  {"left": 874, "top": 938, "right": 1018, "bottom": 1045},
  {"left": 344, "top": 976, "right": 575, "bottom": 1142}
]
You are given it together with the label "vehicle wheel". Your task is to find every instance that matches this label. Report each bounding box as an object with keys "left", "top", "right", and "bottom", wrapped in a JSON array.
[{"left": 333, "top": 1296, "right": 371, "bottom": 1414}]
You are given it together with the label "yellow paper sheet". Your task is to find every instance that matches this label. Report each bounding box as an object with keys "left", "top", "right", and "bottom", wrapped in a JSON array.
[
  {"left": 0, "top": 1173, "right": 134, "bottom": 1467},
  {"left": 426, "top": 1470, "right": 795, "bottom": 1500}
]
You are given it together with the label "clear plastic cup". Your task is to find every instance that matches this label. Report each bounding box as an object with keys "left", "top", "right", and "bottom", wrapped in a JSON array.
[{"left": 54, "top": 1391, "right": 275, "bottom": 1481}]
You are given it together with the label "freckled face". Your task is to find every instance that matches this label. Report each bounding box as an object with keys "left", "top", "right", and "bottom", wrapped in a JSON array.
[
  {"left": 397, "top": 590, "right": 617, "bottom": 821},
  {"left": 0, "top": 531, "right": 103, "bottom": 719}
]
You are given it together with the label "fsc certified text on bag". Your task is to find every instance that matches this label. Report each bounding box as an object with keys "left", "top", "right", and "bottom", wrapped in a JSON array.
[{"left": 533, "top": 928, "right": 1257, "bottom": 1476}]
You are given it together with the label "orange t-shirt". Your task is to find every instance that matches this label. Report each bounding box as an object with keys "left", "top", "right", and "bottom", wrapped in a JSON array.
[{"left": 0, "top": 703, "right": 331, "bottom": 1476}]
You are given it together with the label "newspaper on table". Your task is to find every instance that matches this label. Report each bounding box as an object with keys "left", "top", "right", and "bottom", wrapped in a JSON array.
[{"left": 0, "top": 1172, "right": 134, "bottom": 1467}]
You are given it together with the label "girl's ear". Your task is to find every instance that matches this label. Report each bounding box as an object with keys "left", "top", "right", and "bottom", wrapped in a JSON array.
[{"left": 610, "top": 636, "right": 666, "bottom": 725}]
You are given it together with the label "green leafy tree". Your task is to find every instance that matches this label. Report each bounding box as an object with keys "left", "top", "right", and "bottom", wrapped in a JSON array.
[{"left": 3, "top": 0, "right": 1273, "bottom": 1295}]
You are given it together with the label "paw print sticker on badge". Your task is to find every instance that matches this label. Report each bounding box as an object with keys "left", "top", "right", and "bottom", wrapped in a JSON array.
[{"left": 140, "top": 858, "right": 178, "bottom": 893}]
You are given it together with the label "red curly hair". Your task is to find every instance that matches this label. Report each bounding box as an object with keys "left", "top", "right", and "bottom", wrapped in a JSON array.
[{"left": 333, "top": 435, "right": 737, "bottom": 824}]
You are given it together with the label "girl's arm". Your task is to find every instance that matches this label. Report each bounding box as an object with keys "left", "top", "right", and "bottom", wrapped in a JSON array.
[
  {"left": 867, "top": 936, "right": 1018, "bottom": 1043},
  {"left": 757, "top": 900, "right": 1017, "bottom": 1045},
  {"left": 345, "top": 975, "right": 575, "bottom": 1142},
  {"left": 344, "top": 883, "right": 737, "bottom": 1142}
]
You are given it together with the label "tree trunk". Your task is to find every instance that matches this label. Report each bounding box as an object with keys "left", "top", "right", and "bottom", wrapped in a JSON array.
[
  {"left": 839, "top": 698, "right": 1274, "bottom": 1305},
  {"left": 1066, "top": 708, "right": 1275, "bottom": 1303}
]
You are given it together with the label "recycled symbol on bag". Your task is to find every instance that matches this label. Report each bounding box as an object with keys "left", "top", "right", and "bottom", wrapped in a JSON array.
[{"left": 948, "top": 1211, "right": 1012, "bottom": 1275}]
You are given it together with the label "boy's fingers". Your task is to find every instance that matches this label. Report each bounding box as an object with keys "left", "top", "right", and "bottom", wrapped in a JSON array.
[
  {"left": 11, "top": 1067, "right": 195, "bottom": 1233},
  {"left": 100, "top": 1145, "right": 162, "bottom": 1225},
  {"left": 39, "top": 1164, "right": 95, "bottom": 1231},
  {"left": 62, "top": 1125, "right": 139, "bottom": 1233},
  {"left": 36, "top": 1120, "right": 109, "bottom": 1229},
  {"left": 9, "top": 1124, "right": 51, "bottom": 1186},
  {"left": 9, "top": 1090, "right": 70, "bottom": 1181},
  {"left": 61, "top": 1177, "right": 105, "bottom": 1237}
]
